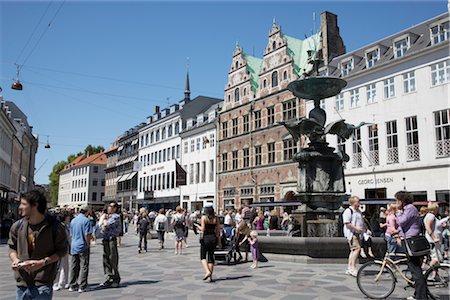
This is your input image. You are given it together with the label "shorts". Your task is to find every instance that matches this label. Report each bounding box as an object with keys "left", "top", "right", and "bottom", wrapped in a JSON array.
[
  {"left": 348, "top": 234, "right": 361, "bottom": 251},
  {"left": 430, "top": 243, "right": 444, "bottom": 262}
]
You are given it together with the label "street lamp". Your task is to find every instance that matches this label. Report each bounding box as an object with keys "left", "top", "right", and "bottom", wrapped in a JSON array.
[{"left": 11, "top": 64, "right": 23, "bottom": 91}]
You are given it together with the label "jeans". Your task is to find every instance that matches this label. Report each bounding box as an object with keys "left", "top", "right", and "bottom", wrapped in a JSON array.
[
  {"left": 16, "top": 285, "right": 52, "bottom": 300},
  {"left": 103, "top": 239, "right": 120, "bottom": 283},
  {"left": 385, "top": 234, "right": 398, "bottom": 254},
  {"left": 69, "top": 248, "right": 90, "bottom": 290},
  {"left": 138, "top": 232, "right": 147, "bottom": 251}
]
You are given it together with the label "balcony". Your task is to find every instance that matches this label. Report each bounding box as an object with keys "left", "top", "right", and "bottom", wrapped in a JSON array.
[
  {"left": 387, "top": 147, "right": 399, "bottom": 164},
  {"left": 369, "top": 150, "right": 379, "bottom": 166},
  {"left": 436, "top": 139, "right": 450, "bottom": 158},
  {"left": 406, "top": 144, "right": 420, "bottom": 161},
  {"left": 352, "top": 152, "right": 362, "bottom": 168}
]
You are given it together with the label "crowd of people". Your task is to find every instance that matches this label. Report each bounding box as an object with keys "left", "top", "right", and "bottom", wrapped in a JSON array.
[{"left": 343, "top": 192, "right": 449, "bottom": 300}]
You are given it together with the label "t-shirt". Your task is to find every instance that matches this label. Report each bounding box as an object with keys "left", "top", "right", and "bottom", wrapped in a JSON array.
[
  {"left": 424, "top": 213, "right": 436, "bottom": 243},
  {"left": 138, "top": 217, "right": 150, "bottom": 234},
  {"left": 385, "top": 214, "right": 398, "bottom": 236},
  {"left": 224, "top": 214, "right": 232, "bottom": 226},
  {"left": 70, "top": 214, "right": 93, "bottom": 255},
  {"left": 342, "top": 207, "right": 365, "bottom": 241}
]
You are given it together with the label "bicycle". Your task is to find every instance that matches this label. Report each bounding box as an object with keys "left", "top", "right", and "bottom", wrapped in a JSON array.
[{"left": 356, "top": 252, "right": 448, "bottom": 299}]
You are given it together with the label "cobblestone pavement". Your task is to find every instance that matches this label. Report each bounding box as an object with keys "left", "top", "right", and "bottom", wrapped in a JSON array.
[{"left": 0, "top": 228, "right": 436, "bottom": 300}]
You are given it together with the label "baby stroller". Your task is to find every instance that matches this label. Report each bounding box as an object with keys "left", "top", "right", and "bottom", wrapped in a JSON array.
[{"left": 214, "top": 226, "right": 237, "bottom": 265}]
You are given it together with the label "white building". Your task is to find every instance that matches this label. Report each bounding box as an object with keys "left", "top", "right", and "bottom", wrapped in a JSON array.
[
  {"left": 314, "top": 12, "right": 449, "bottom": 203},
  {"left": 180, "top": 103, "right": 221, "bottom": 211},
  {"left": 58, "top": 153, "right": 107, "bottom": 209},
  {"left": 137, "top": 74, "right": 222, "bottom": 210}
]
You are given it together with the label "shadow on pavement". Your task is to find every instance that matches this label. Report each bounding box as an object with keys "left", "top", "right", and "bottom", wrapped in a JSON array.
[{"left": 214, "top": 275, "right": 252, "bottom": 282}]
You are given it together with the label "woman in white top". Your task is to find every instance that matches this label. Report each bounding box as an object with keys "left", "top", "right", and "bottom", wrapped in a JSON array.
[
  {"left": 424, "top": 203, "right": 442, "bottom": 267},
  {"left": 154, "top": 208, "right": 168, "bottom": 250}
]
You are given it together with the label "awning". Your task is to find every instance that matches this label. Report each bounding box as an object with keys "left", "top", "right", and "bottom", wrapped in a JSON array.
[
  {"left": 126, "top": 172, "right": 137, "bottom": 180},
  {"left": 131, "top": 139, "right": 138, "bottom": 145},
  {"left": 117, "top": 145, "right": 124, "bottom": 151},
  {"left": 149, "top": 196, "right": 180, "bottom": 204},
  {"left": 249, "top": 201, "right": 303, "bottom": 207},
  {"left": 117, "top": 174, "right": 129, "bottom": 182}
]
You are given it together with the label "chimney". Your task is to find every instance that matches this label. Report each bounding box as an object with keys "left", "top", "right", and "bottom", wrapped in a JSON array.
[
  {"left": 155, "top": 106, "right": 160, "bottom": 114},
  {"left": 320, "top": 11, "right": 346, "bottom": 65}
]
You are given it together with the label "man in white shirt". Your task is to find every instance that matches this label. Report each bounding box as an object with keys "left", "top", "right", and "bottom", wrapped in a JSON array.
[{"left": 342, "top": 196, "right": 366, "bottom": 277}]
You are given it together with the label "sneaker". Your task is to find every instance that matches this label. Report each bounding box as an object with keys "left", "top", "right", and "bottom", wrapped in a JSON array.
[
  {"left": 53, "top": 285, "right": 61, "bottom": 291},
  {"left": 99, "top": 281, "right": 112, "bottom": 288},
  {"left": 78, "top": 288, "right": 86, "bottom": 293},
  {"left": 68, "top": 287, "right": 77, "bottom": 292},
  {"left": 360, "top": 251, "right": 367, "bottom": 258},
  {"left": 406, "top": 296, "right": 416, "bottom": 300},
  {"left": 111, "top": 282, "right": 119, "bottom": 288},
  {"left": 64, "top": 284, "right": 69, "bottom": 289}
]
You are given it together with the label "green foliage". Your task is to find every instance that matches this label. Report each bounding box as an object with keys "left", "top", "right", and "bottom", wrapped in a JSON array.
[{"left": 48, "top": 145, "right": 105, "bottom": 207}]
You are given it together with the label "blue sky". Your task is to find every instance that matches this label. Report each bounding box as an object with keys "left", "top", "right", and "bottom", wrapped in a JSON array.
[{"left": 0, "top": 1, "right": 447, "bottom": 184}]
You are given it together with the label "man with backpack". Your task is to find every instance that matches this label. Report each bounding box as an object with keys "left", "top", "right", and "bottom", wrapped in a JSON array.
[
  {"left": 342, "top": 196, "right": 367, "bottom": 277},
  {"left": 8, "top": 190, "right": 68, "bottom": 299}
]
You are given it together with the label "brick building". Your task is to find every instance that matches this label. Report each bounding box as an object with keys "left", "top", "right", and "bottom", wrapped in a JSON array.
[{"left": 217, "top": 12, "right": 345, "bottom": 211}]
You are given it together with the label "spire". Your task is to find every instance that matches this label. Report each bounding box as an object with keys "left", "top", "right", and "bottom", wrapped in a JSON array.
[{"left": 184, "top": 58, "right": 190, "bottom": 101}]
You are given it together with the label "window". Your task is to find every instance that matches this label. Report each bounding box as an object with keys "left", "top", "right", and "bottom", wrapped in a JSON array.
[
  {"left": 202, "top": 137, "right": 207, "bottom": 149},
  {"left": 176, "top": 145, "right": 180, "bottom": 158},
  {"left": 386, "top": 120, "right": 399, "bottom": 164},
  {"left": 283, "top": 139, "right": 295, "bottom": 161},
  {"left": 155, "top": 130, "right": 160, "bottom": 142},
  {"left": 189, "top": 164, "right": 194, "bottom": 184},
  {"left": 168, "top": 125, "right": 173, "bottom": 137},
  {"left": 175, "top": 123, "right": 180, "bottom": 134},
  {"left": 254, "top": 111, "right": 261, "bottom": 129},
  {"left": 283, "top": 70, "right": 288, "bottom": 80},
  {"left": 93, "top": 166, "right": 98, "bottom": 173},
  {"left": 431, "top": 22, "right": 449, "bottom": 45},
  {"left": 368, "top": 125, "right": 379, "bottom": 166},
  {"left": 320, "top": 99, "right": 325, "bottom": 110},
  {"left": 232, "top": 151, "right": 238, "bottom": 169},
  {"left": 335, "top": 94, "right": 344, "bottom": 111},
  {"left": 232, "top": 118, "right": 238, "bottom": 135},
  {"left": 210, "top": 134, "right": 215, "bottom": 147},
  {"left": 272, "top": 40, "right": 276, "bottom": 50},
  {"left": 267, "top": 106, "right": 275, "bottom": 126},
  {"left": 190, "top": 140, "right": 195, "bottom": 152},
  {"left": 272, "top": 71, "right": 278, "bottom": 87},
  {"left": 172, "top": 146, "right": 175, "bottom": 159},
  {"left": 431, "top": 60, "right": 450, "bottom": 86},
  {"left": 366, "top": 49, "right": 379, "bottom": 68},
  {"left": 150, "top": 132, "right": 154, "bottom": 143},
  {"left": 434, "top": 109, "right": 450, "bottom": 157},
  {"left": 394, "top": 38, "right": 409, "bottom": 58},
  {"left": 366, "top": 83, "right": 376, "bottom": 104},
  {"left": 234, "top": 88, "right": 240, "bottom": 102},
  {"left": 255, "top": 146, "right": 262, "bottom": 166},
  {"left": 184, "top": 142, "right": 188, "bottom": 153},
  {"left": 196, "top": 138, "right": 200, "bottom": 151},
  {"left": 341, "top": 59, "right": 353, "bottom": 77},
  {"left": 352, "top": 128, "right": 362, "bottom": 168},
  {"left": 243, "top": 115, "right": 249, "bottom": 133},
  {"left": 384, "top": 77, "right": 395, "bottom": 99},
  {"left": 162, "top": 127, "right": 166, "bottom": 140},
  {"left": 92, "top": 192, "right": 97, "bottom": 201},
  {"left": 140, "top": 136, "right": 144, "bottom": 148},
  {"left": 282, "top": 99, "right": 297, "bottom": 121},
  {"left": 263, "top": 79, "right": 267, "bottom": 88},
  {"left": 403, "top": 71, "right": 416, "bottom": 93},
  {"left": 163, "top": 149, "right": 166, "bottom": 162},
  {"left": 235, "top": 61, "right": 239, "bottom": 69},
  {"left": 267, "top": 142, "right": 275, "bottom": 164},
  {"left": 243, "top": 148, "right": 249, "bottom": 168},
  {"left": 406, "top": 116, "right": 420, "bottom": 161},
  {"left": 350, "top": 89, "right": 360, "bottom": 108},
  {"left": 195, "top": 163, "right": 200, "bottom": 183},
  {"left": 201, "top": 161, "right": 206, "bottom": 183},
  {"left": 209, "top": 159, "right": 214, "bottom": 182},
  {"left": 93, "top": 179, "right": 98, "bottom": 186},
  {"left": 243, "top": 88, "right": 247, "bottom": 96},
  {"left": 222, "top": 122, "right": 228, "bottom": 139},
  {"left": 222, "top": 153, "right": 228, "bottom": 171}
]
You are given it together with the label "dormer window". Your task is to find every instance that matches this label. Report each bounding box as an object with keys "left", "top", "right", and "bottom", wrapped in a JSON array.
[
  {"left": 341, "top": 59, "right": 353, "bottom": 77},
  {"left": 271, "top": 71, "right": 278, "bottom": 87},
  {"left": 394, "top": 37, "right": 409, "bottom": 58},
  {"left": 366, "top": 49, "right": 380, "bottom": 68},
  {"left": 431, "top": 21, "right": 449, "bottom": 45},
  {"left": 234, "top": 88, "right": 240, "bottom": 102}
]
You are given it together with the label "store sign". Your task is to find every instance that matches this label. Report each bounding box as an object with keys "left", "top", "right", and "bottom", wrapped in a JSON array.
[{"left": 357, "top": 177, "right": 394, "bottom": 185}]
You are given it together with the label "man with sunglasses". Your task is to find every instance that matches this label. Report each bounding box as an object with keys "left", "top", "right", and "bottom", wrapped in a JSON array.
[{"left": 99, "top": 201, "right": 122, "bottom": 288}]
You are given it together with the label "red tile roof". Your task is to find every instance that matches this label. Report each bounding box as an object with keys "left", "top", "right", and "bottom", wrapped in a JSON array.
[{"left": 60, "top": 152, "right": 106, "bottom": 174}]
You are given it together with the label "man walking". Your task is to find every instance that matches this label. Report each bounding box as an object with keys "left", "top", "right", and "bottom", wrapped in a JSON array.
[
  {"left": 8, "top": 190, "right": 68, "bottom": 299},
  {"left": 68, "top": 206, "right": 93, "bottom": 293},
  {"left": 342, "top": 196, "right": 367, "bottom": 277},
  {"left": 100, "top": 201, "right": 122, "bottom": 288}
]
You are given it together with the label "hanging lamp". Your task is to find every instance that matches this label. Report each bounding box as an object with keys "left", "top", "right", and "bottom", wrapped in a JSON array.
[{"left": 11, "top": 64, "right": 23, "bottom": 91}]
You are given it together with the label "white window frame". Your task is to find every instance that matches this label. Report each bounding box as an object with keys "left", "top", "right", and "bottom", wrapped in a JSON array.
[
  {"left": 341, "top": 58, "right": 353, "bottom": 77},
  {"left": 403, "top": 71, "right": 416, "bottom": 94},
  {"left": 431, "top": 60, "right": 450, "bottom": 86},
  {"left": 430, "top": 21, "right": 449, "bottom": 45},
  {"left": 366, "top": 83, "right": 377, "bottom": 104},
  {"left": 366, "top": 48, "right": 379, "bottom": 68},
  {"left": 350, "top": 89, "right": 360, "bottom": 108},
  {"left": 394, "top": 37, "right": 409, "bottom": 58},
  {"left": 335, "top": 94, "right": 344, "bottom": 111},
  {"left": 384, "top": 77, "right": 395, "bottom": 99}
]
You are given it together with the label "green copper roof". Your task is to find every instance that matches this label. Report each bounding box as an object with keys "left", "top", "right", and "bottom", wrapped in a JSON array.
[
  {"left": 285, "top": 32, "right": 321, "bottom": 77},
  {"left": 243, "top": 54, "right": 263, "bottom": 93}
]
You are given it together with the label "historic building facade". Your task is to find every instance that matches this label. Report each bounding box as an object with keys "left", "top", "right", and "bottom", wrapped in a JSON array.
[
  {"left": 217, "top": 12, "right": 346, "bottom": 211},
  {"left": 318, "top": 12, "right": 449, "bottom": 203}
]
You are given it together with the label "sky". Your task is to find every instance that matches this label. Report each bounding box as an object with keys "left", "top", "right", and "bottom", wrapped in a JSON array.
[{"left": 0, "top": 0, "right": 447, "bottom": 184}]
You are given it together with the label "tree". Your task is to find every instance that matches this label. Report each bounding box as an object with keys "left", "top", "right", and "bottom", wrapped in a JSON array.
[{"left": 48, "top": 145, "right": 105, "bottom": 207}]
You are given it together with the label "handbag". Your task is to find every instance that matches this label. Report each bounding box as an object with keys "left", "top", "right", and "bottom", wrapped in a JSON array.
[{"left": 403, "top": 235, "right": 430, "bottom": 257}]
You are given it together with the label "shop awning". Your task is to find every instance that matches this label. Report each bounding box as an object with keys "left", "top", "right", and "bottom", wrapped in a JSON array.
[
  {"left": 249, "top": 201, "right": 303, "bottom": 207},
  {"left": 117, "top": 174, "right": 129, "bottom": 182}
]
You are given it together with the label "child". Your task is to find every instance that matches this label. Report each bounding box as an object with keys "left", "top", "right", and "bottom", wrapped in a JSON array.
[{"left": 249, "top": 231, "right": 259, "bottom": 269}]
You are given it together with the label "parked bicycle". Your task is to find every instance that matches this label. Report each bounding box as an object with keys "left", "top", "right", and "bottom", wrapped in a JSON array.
[{"left": 356, "top": 252, "right": 449, "bottom": 299}]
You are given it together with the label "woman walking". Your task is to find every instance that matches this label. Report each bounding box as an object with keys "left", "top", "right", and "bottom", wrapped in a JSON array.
[
  {"left": 253, "top": 211, "right": 265, "bottom": 231},
  {"left": 197, "top": 203, "right": 221, "bottom": 282},
  {"left": 396, "top": 191, "right": 429, "bottom": 300},
  {"left": 53, "top": 211, "right": 71, "bottom": 291},
  {"left": 154, "top": 208, "right": 168, "bottom": 250},
  {"left": 172, "top": 206, "right": 186, "bottom": 255},
  {"left": 137, "top": 211, "right": 150, "bottom": 253}
]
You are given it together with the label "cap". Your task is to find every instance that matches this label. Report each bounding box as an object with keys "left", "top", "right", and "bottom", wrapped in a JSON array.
[{"left": 204, "top": 203, "right": 213, "bottom": 208}]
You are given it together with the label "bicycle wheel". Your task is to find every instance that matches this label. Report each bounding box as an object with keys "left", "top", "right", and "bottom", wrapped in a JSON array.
[
  {"left": 424, "top": 264, "right": 449, "bottom": 299},
  {"left": 357, "top": 261, "right": 396, "bottom": 299}
]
